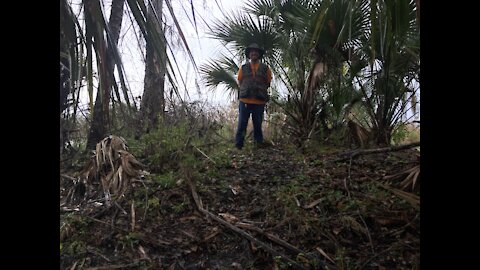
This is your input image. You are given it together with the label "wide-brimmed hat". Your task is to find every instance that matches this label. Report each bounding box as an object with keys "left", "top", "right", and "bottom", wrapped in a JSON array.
[{"left": 245, "top": 43, "right": 265, "bottom": 59}]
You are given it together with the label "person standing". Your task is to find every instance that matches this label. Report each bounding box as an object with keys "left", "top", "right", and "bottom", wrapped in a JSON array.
[{"left": 235, "top": 43, "right": 272, "bottom": 149}]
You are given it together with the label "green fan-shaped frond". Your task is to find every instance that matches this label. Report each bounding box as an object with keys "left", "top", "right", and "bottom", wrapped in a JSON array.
[{"left": 199, "top": 56, "right": 240, "bottom": 99}]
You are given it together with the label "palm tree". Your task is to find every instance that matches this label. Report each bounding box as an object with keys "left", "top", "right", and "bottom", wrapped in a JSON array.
[
  {"left": 350, "top": 0, "right": 420, "bottom": 146},
  {"left": 60, "top": 0, "right": 199, "bottom": 151},
  {"left": 202, "top": 0, "right": 419, "bottom": 147},
  {"left": 140, "top": 0, "right": 167, "bottom": 132},
  {"left": 201, "top": 0, "right": 364, "bottom": 145},
  {"left": 86, "top": 0, "right": 128, "bottom": 149}
]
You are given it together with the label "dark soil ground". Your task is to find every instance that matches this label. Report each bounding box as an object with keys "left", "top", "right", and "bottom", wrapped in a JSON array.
[{"left": 60, "top": 144, "right": 420, "bottom": 269}]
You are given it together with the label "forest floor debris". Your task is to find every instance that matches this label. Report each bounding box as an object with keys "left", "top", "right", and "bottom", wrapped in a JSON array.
[{"left": 60, "top": 144, "right": 420, "bottom": 269}]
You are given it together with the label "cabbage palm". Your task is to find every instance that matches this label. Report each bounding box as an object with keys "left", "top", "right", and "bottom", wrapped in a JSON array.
[
  {"left": 86, "top": 0, "right": 128, "bottom": 149},
  {"left": 201, "top": 0, "right": 368, "bottom": 144},
  {"left": 202, "top": 0, "right": 316, "bottom": 144},
  {"left": 308, "top": 0, "right": 419, "bottom": 146},
  {"left": 353, "top": 0, "right": 420, "bottom": 145},
  {"left": 300, "top": 0, "right": 371, "bottom": 142},
  {"left": 307, "top": 0, "right": 419, "bottom": 146},
  {"left": 60, "top": 0, "right": 198, "bottom": 150},
  {"left": 60, "top": 0, "right": 139, "bottom": 149},
  {"left": 139, "top": 0, "right": 166, "bottom": 132},
  {"left": 199, "top": 0, "right": 289, "bottom": 102},
  {"left": 202, "top": 0, "right": 419, "bottom": 147}
]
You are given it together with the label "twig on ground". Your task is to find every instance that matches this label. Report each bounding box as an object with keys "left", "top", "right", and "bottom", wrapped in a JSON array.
[
  {"left": 332, "top": 142, "right": 420, "bottom": 163},
  {"left": 236, "top": 222, "right": 337, "bottom": 270},
  {"left": 186, "top": 178, "right": 311, "bottom": 270},
  {"left": 357, "top": 212, "right": 375, "bottom": 254},
  {"left": 84, "top": 260, "right": 142, "bottom": 269},
  {"left": 193, "top": 144, "right": 216, "bottom": 164}
]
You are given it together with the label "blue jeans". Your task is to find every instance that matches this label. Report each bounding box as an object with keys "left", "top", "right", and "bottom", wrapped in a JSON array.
[{"left": 235, "top": 101, "right": 265, "bottom": 148}]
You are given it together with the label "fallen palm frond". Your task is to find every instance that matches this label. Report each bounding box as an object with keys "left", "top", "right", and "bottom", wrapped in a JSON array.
[
  {"left": 81, "top": 135, "right": 146, "bottom": 206},
  {"left": 383, "top": 165, "right": 420, "bottom": 192},
  {"left": 400, "top": 165, "right": 420, "bottom": 191},
  {"left": 378, "top": 183, "right": 419, "bottom": 209},
  {"left": 186, "top": 178, "right": 314, "bottom": 270}
]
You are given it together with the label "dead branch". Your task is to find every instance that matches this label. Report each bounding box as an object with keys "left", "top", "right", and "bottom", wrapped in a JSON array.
[
  {"left": 186, "top": 179, "right": 311, "bottom": 270},
  {"left": 192, "top": 144, "right": 216, "bottom": 164},
  {"left": 61, "top": 174, "right": 78, "bottom": 182},
  {"left": 236, "top": 222, "right": 337, "bottom": 270},
  {"left": 237, "top": 223, "right": 305, "bottom": 255},
  {"left": 378, "top": 183, "right": 420, "bottom": 209},
  {"left": 332, "top": 142, "right": 420, "bottom": 163},
  {"left": 84, "top": 261, "right": 141, "bottom": 269},
  {"left": 357, "top": 213, "right": 375, "bottom": 254}
]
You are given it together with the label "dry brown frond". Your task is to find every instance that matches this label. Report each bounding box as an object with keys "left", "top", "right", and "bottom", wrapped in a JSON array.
[
  {"left": 384, "top": 164, "right": 420, "bottom": 192},
  {"left": 347, "top": 120, "right": 372, "bottom": 148},
  {"left": 80, "top": 135, "right": 147, "bottom": 205},
  {"left": 400, "top": 165, "right": 420, "bottom": 191},
  {"left": 110, "top": 135, "right": 128, "bottom": 152},
  {"left": 118, "top": 150, "right": 145, "bottom": 177},
  {"left": 306, "top": 61, "right": 327, "bottom": 92},
  {"left": 379, "top": 183, "right": 419, "bottom": 209},
  {"left": 81, "top": 159, "right": 97, "bottom": 187}
]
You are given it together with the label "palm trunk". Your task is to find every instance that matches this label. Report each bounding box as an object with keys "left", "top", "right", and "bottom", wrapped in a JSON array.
[
  {"left": 140, "top": 0, "right": 166, "bottom": 132},
  {"left": 373, "top": 123, "right": 392, "bottom": 147},
  {"left": 86, "top": 0, "right": 125, "bottom": 149},
  {"left": 60, "top": 59, "right": 70, "bottom": 114}
]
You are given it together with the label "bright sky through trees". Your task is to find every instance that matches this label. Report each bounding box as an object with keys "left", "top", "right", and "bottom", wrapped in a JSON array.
[
  {"left": 72, "top": 0, "right": 418, "bottom": 123},
  {"left": 75, "top": 0, "right": 246, "bottom": 111}
]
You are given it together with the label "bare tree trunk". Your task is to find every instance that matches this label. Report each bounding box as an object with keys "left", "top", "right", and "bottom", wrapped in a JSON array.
[
  {"left": 86, "top": 0, "right": 125, "bottom": 149},
  {"left": 140, "top": 0, "right": 166, "bottom": 133},
  {"left": 60, "top": 58, "right": 70, "bottom": 114}
]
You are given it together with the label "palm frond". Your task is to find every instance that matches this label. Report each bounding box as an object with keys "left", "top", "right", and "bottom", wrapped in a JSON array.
[
  {"left": 164, "top": 0, "right": 197, "bottom": 71},
  {"left": 199, "top": 57, "right": 240, "bottom": 99},
  {"left": 209, "top": 11, "right": 282, "bottom": 62},
  {"left": 126, "top": 0, "right": 186, "bottom": 101},
  {"left": 245, "top": 0, "right": 311, "bottom": 36},
  {"left": 82, "top": 135, "right": 145, "bottom": 206}
]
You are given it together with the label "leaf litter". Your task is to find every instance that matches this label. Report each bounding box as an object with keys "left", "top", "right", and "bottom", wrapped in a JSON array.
[{"left": 60, "top": 143, "right": 420, "bottom": 269}]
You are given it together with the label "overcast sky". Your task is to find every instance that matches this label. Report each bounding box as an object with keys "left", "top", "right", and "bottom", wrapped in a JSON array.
[
  {"left": 74, "top": 0, "right": 245, "bottom": 112},
  {"left": 115, "top": 0, "right": 246, "bottom": 108}
]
